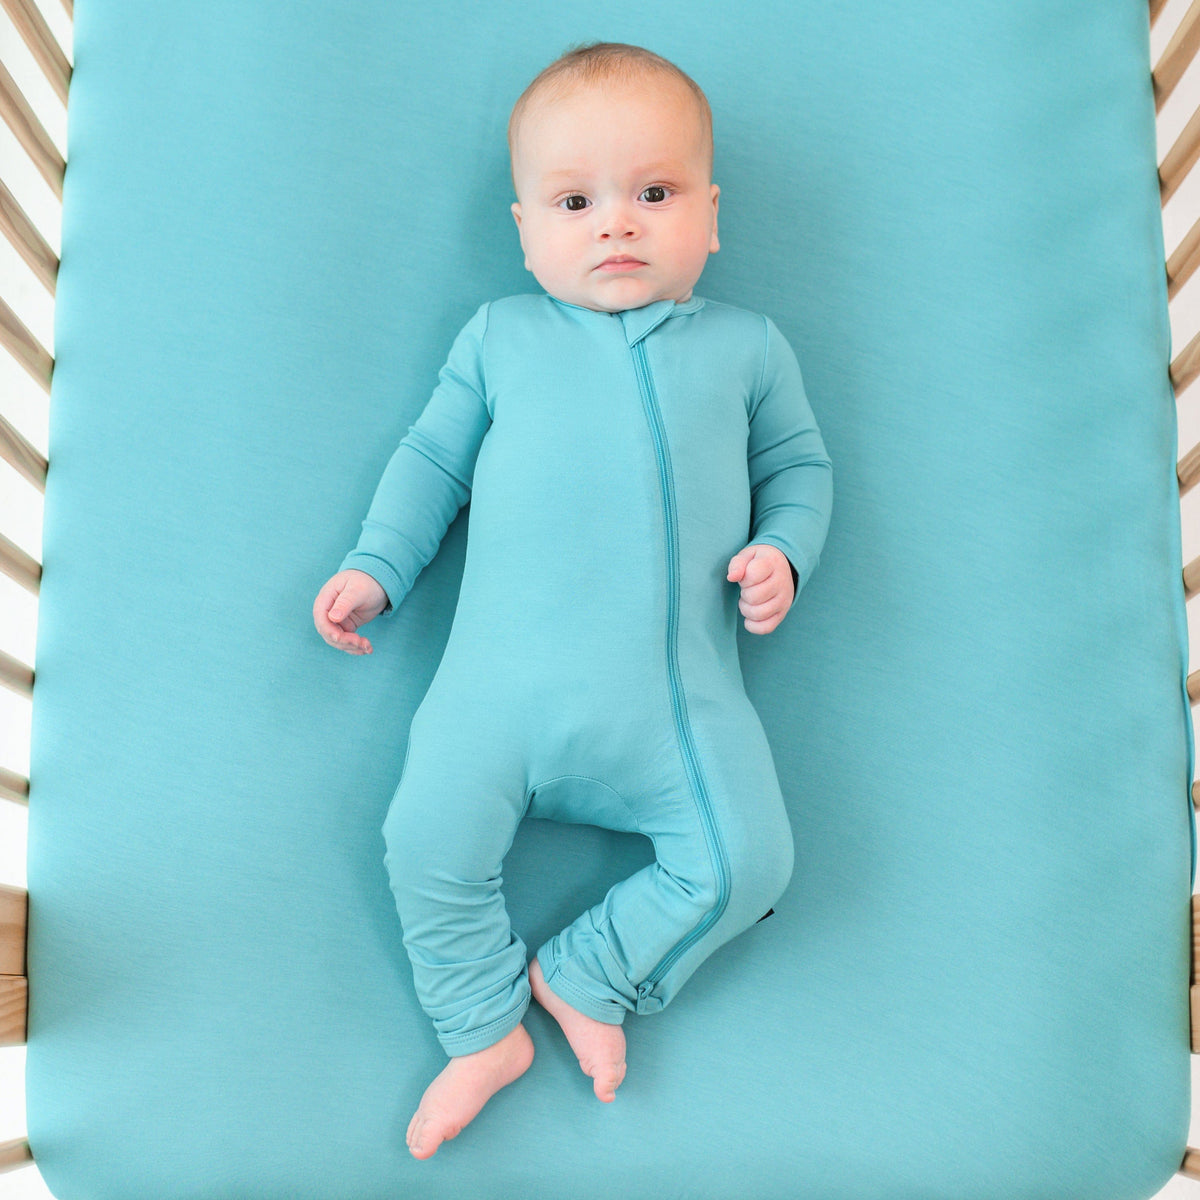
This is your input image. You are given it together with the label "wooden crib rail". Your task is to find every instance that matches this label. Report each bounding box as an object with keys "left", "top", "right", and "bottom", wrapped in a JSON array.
[
  {"left": 0, "top": 7, "right": 64, "bottom": 200},
  {"left": 0, "top": 884, "right": 28, "bottom": 1045},
  {"left": 1, "top": 0, "right": 70, "bottom": 108},
  {"left": 1158, "top": 0, "right": 1200, "bottom": 1180},
  {"left": 0, "top": 0, "right": 67, "bottom": 1178},
  {"left": 1155, "top": 0, "right": 1200, "bottom": 111},
  {"left": 0, "top": 0, "right": 1195, "bottom": 1191},
  {"left": 0, "top": 882, "right": 30, "bottom": 1177},
  {"left": 0, "top": 1139, "right": 32, "bottom": 1173},
  {"left": 0, "top": 880, "right": 29, "bottom": 1175},
  {"left": 1160, "top": 1, "right": 1200, "bottom": 1185},
  {"left": 0, "top": 0, "right": 60, "bottom": 914}
]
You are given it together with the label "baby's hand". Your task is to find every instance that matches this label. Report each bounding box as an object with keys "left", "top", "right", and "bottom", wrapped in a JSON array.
[
  {"left": 313, "top": 569, "right": 389, "bottom": 655},
  {"left": 726, "top": 544, "right": 795, "bottom": 635}
]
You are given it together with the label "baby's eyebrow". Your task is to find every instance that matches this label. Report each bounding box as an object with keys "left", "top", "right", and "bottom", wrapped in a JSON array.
[{"left": 540, "top": 162, "right": 687, "bottom": 184}]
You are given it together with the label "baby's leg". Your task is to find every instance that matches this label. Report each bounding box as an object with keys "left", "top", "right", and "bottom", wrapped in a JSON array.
[
  {"left": 383, "top": 709, "right": 533, "bottom": 1157},
  {"left": 535, "top": 702, "right": 795, "bottom": 1048}
]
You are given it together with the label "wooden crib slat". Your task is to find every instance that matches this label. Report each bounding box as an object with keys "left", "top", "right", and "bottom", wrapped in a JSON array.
[
  {"left": 0, "top": 0, "right": 72, "bottom": 108},
  {"left": 0, "top": 530, "right": 40, "bottom": 596},
  {"left": 0, "top": 768, "right": 28, "bottom": 808},
  {"left": 1160, "top": 103, "right": 1200, "bottom": 207},
  {"left": 1192, "top": 899, "right": 1199, "bottom": 1067},
  {"left": 0, "top": 886, "right": 27, "bottom": 979},
  {"left": 0, "top": 649, "right": 33, "bottom": 700},
  {"left": 1153, "top": 0, "right": 1200, "bottom": 112},
  {"left": 1179, "top": 440, "right": 1200, "bottom": 494},
  {"left": 0, "top": 293, "right": 53, "bottom": 396},
  {"left": 1170, "top": 322, "right": 1200, "bottom": 394},
  {"left": 1184, "top": 554, "right": 1200, "bottom": 598},
  {"left": 0, "top": 978, "right": 27, "bottom": 1046},
  {"left": 0, "top": 1139, "right": 31, "bottom": 1174},
  {"left": 1193, "top": 893, "right": 1199, "bottom": 977},
  {"left": 0, "top": 176, "right": 57, "bottom": 297},
  {"left": 0, "top": 57, "right": 63, "bottom": 200},
  {"left": 1167, "top": 211, "right": 1200, "bottom": 299},
  {"left": 0, "top": 410, "right": 47, "bottom": 490}
]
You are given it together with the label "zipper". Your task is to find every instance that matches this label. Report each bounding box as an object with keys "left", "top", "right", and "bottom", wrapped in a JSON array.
[{"left": 630, "top": 337, "right": 731, "bottom": 991}]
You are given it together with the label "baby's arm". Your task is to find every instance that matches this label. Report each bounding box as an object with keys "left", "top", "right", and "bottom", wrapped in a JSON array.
[
  {"left": 741, "top": 314, "right": 833, "bottom": 631},
  {"left": 315, "top": 302, "right": 493, "bottom": 655},
  {"left": 727, "top": 544, "right": 795, "bottom": 635}
]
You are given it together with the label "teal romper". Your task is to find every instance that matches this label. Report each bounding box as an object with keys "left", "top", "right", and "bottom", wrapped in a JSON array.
[{"left": 340, "top": 293, "right": 833, "bottom": 1057}]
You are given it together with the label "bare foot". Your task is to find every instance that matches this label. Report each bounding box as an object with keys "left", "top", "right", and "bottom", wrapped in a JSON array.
[
  {"left": 406, "top": 1022, "right": 534, "bottom": 1160},
  {"left": 529, "top": 956, "right": 626, "bottom": 1102}
]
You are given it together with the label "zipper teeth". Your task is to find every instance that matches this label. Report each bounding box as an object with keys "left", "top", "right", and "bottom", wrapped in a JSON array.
[{"left": 632, "top": 339, "right": 731, "bottom": 988}]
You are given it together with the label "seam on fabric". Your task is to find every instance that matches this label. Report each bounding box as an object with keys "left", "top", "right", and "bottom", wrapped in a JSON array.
[
  {"left": 543, "top": 959, "right": 625, "bottom": 1023},
  {"left": 522, "top": 773, "right": 644, "bottom": 836},
  {"left": 398, "top": 436, "right": 473, "bottom": 491},
  {"left": 479, "top": 300, "right": 494, "bottom": 418},
  {"left": 750, "top": 312, "right": 771, "bottom": 421},
  {"left": 439, "top": 994, "right": 529, "bottom": 1052}
]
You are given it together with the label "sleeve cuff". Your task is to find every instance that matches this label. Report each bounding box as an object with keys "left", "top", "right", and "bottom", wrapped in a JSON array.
[{"left": 338, "top": 552, "right": 404, "bottom": 616}]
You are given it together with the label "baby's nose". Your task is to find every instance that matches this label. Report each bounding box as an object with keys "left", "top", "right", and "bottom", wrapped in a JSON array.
[{"left": 597, "top": 203, "right": 639, "bottom": 239}]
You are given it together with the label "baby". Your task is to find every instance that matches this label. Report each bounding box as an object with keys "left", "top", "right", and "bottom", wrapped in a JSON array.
[{"left": 313, "top": 43, "right": 832, "bottom": 1160}]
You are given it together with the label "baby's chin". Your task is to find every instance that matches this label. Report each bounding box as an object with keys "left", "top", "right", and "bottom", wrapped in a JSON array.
[{"left": 547, "top": 283, "right": 698, "bottom": 314}]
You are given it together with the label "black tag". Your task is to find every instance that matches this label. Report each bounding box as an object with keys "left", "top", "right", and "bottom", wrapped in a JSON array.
[{"left": 755, "top": 908, "right": 775, "bottom": 924}]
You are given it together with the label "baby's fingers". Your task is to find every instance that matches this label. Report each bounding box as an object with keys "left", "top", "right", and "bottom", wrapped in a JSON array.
[
  {"left": 726, "top": 544, "right": 758, "bottom": 581},
  {"left": 330, "top": 629, "right": 373, "bottom": 655},
  {"left": 742, "top": 612, "right": 784, "bottom": 635},
  {"left": 314, "top": 580, "right": 372, "bottom": 654},
  {"left": 739, "top": 592, "right": 786, "bottom": 635}
]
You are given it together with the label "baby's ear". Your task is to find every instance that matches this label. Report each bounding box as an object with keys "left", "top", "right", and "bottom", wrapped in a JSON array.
[
  {"left": 709, "top": 184, "right": 720, "bottom": 254},
  {"left": 510, "top": 203, "right": 532, "bottom": 272}
]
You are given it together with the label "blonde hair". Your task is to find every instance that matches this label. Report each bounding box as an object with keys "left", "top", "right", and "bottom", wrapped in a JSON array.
[{"left": 507, "top": 42, "right": 713, "bottom": 184}]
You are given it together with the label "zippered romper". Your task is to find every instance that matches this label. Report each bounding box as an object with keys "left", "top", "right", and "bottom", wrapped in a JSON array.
[{"left": 340, "top": 293, "right": 833, "bottom": 1057}]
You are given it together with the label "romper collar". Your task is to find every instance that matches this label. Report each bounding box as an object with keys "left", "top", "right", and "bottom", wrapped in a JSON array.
[{"left": 546, "top": 294, "right": 705, "bottom": 346}]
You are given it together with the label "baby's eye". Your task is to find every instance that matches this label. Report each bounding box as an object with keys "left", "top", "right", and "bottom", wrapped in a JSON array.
[
  {"left": 559, "top": 194, "right": 590, "bottom": 211},
  {"left": 640, "top": 186, "right": 669, "bottom": 203}
]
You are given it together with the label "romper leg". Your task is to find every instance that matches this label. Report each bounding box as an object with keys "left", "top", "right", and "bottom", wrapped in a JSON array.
[
  {"left": 534, "top": 700, "right": 795, "bottom": 1023},
  {"left": 382, "top": 708, "right": 532, "bottom": 1058}
]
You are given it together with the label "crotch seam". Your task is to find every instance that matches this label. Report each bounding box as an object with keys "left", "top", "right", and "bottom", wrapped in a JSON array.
[{"left": 522, "top": 773, "right": 645, "bottom": 837}]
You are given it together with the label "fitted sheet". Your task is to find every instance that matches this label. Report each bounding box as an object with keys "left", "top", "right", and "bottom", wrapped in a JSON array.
[{"left": 24, "top": 2, "right": 1196, "bottom": 1198}]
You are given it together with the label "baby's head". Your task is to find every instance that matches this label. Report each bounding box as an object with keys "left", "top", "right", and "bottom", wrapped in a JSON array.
[{"left": 508, "top": 43, "right": 719, "bottom": 313}]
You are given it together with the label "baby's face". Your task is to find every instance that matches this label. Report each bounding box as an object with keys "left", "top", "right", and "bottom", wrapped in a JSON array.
[{"left": 510, "top": 78, "right": 719, "bottom": 313}]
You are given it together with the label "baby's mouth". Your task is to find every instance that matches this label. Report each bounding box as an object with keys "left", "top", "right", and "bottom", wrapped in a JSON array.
[{"left": 596, "top": 256, "right": 647, "bottom": 272}]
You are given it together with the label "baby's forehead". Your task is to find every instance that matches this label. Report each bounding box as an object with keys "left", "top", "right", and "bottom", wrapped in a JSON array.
[
  {"left": 512, "top": 74, "right": 708, "bottom": 161},
  {"left": 525, "top": 73, "right": 692, "bottom": 122}
]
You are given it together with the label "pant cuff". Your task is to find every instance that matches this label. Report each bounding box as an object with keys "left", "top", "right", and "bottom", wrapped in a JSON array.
[
  {"left": 436, "top": 988, "right": 531, "bottom": 1057},
  {"left": 536, "top": 951, "right": 627, "bottom": 1026}
]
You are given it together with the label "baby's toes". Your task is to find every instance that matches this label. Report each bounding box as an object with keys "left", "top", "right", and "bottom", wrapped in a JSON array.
[{"left": 588, "top": 1058, "right": 626, "bottom": 1102}]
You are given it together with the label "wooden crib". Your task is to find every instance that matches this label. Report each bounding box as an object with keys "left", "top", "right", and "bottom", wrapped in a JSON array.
[{"left": 2, "top": 0, "right": 1199, "bottom": 1194}]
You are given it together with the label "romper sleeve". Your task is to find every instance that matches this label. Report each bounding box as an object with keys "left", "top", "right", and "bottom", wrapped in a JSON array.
[
  {"left": 339, "top": 301, "right": 492, "bottom": 614},
  {"left": 746, "top": 314, "right": 833, "bottom": 597}
]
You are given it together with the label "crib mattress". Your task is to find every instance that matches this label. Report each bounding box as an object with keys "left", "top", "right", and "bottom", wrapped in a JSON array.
[{"left": 24, "top": 2, "right": 1195, "bottom": 1198}]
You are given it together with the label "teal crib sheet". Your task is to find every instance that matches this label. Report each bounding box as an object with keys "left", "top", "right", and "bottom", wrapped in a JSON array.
[{"left": 24, "top": 2, "right": 1196, "bottom": 1198}]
